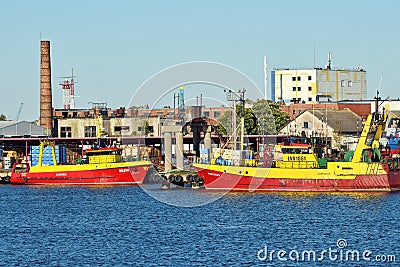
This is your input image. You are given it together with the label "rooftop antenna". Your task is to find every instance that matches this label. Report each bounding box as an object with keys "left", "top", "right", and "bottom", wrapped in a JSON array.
[
  {"left": 326, "top": 52, "right": 332, "bottom": 70},
  {"left": 264, "top": 56, "right": 268, "bottom": 100},
  {"left": 59, "top": 68, "right": 77, "bottom": 110},
  {"left": 313, "top": 44, "right": 316, "bottom": 68}
]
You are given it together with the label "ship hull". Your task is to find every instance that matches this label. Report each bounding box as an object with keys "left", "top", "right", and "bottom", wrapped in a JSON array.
[
  {"left": 10, "top": 162, "right": 151, "bottom": 185},
  {"left": 388, "top": 170, "right": 400, "bottom": 191},
  {"left": 194, "top": 164, "right": 400, "bottom": 192}
]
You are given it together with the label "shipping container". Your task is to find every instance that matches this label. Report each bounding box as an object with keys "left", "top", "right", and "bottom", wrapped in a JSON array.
[{"left": 30, "top": 145, "right": 67, "bottom": 166}]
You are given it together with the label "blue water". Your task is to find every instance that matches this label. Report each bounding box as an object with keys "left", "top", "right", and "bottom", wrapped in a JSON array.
[{"left": 0, "top": 185, "right": 399, "bottom": 266}]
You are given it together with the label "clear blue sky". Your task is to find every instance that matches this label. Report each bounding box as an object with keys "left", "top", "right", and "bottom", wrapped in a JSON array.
[{"left": 1, "top": 0, "right": 399, "bottom": 121}]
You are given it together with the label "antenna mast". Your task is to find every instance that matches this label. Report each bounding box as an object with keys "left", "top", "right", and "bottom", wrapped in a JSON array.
[
  {"left": 264, "top": 56, "right": 267, "bottom": 100},
  {"left": 326, "top": 52, "right": 332, "bottom": 70},
  {"left": 378, "top": 71, "right": 384, "bottom": 92},
  {"left": 59, "top": 68, "right": 76, "bottom": 110}
]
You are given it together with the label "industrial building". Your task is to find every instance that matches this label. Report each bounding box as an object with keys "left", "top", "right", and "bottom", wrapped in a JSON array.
[
  {"left": 280, "top": 102, "right": 371, "bottom": 120},
  {"left": 53, "top": 104, "right": 231, "bottom": 139},
  {"left": 55, "top": 115, "right": 161, "bottom": 138},
  {"left": 271, "top": 56, "right": 367, "bottom": 103},
  {"left": 0, "top": 121, "right": 48, "bottom": 138}
]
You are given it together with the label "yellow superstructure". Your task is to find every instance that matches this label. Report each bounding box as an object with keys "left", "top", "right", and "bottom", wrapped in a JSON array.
[
  {"left": 29, "top": 141, "right": 151, "bottom": 173},
  {"left": 195, "top": 111, "right": 389, "bottom": 181}
]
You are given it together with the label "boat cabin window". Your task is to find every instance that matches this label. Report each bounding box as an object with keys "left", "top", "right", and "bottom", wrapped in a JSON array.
[
  {"left": 86, "top": 149, "right": 122, "bottom": 156},
  {"left": 281, "top": 146, "right": 311, "bottom": 154}
]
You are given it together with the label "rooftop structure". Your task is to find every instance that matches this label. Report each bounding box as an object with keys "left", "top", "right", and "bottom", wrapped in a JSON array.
[{"left": 271, "top": 54, "right": 367, "bottom": 104}]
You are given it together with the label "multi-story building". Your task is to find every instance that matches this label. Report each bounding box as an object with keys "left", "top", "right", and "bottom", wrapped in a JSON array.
[
  {"left": 55, "top": 116, "right": 161, "bottom": 138},
  {"left": 271, "top": 67, "right": 367, "bottom": 103}
]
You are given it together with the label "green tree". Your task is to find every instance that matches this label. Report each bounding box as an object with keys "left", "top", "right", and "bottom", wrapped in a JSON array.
[
  {"left": 217, "top": 110, "right": 232, "bottom": 135},
  {"left": 217, "top": 106, "right": 259, "bottom": 135},
  {"left": 144, "top": 120, "right": 152, "bottom": 136},
  {"left": 248, "top": 99, "right": 290, "bottom": 134},
  {"left": 0, "top": 114, "right": 6, "bottom": 121},
  {"left": 239, "top": 105, "right": 259, "bottom": 135}
]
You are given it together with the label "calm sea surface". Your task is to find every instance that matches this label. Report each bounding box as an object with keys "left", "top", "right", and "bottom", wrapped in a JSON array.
[{"left": 0, "top": 185, "right": 399, "bottom": 266}]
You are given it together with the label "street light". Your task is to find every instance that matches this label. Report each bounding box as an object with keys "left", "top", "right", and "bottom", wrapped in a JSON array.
[{"left": 224, "top": 89, "right": 246, "bottom": 150}]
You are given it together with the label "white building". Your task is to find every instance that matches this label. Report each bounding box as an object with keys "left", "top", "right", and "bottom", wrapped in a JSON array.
[
  {"left": 279, "top": 109, "right": 363, "bottom": 150},
  {"left": 271, "top": 67, "right": 367, "bottom": 103}
]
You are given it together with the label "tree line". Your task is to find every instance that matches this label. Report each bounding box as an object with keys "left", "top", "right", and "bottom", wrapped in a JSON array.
[{"left": 217, "top": 99, "right": 290, "bottom": 136}]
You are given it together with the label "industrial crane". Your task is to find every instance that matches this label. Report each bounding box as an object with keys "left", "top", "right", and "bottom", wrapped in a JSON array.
[{"left": 15, "top": 102, "right": 24, "bottom": 121}]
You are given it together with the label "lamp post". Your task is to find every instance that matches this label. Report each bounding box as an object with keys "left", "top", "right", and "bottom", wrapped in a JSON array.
[{"left": 224, "top": 89, "right": 246, "bottom": 150}]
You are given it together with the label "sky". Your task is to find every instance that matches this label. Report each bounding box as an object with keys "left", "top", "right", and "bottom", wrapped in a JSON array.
[{"left": 1, "top": 0, "right": 399, "bottom": 121}]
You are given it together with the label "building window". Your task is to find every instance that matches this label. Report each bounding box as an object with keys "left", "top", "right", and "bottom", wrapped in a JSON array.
[
  {"left": 292, "top": 77, "right": 296, "bottom": 81},
  {"left": 308, "top": 86, "right": 312, "bottom": 91},
  {"left": 348, "top": 81, "right": 352, "bottom": 87},
  {"left": 308, "top": 76, "right": 312, "bottom": 80},
  {"left": 60, "top": 127, "right": 72, "bottom": 138},
  {"left": 308, "top": 97, "right": 312, "bottom": 102},
  {"left": 341, "top": 80, "right": 345, "bottom": 87},
  {"left": 297, "top": 87, "right": 301, "bottom": 91},
  {"left": 297, "top": 76, "right": 301, "bottom": 81},
  {"left": 213, "top": 111, "right": 221, "bottom": 118},
  {"left": 84, "top": 126, "right": 97, "bottom": 137},
  {"left": 203, "top": 111, "right": 210, "bottom": 117},
  {"left": 293, "top": 87, "right": 296, "bottom": 91},
  {"left": 138, "top": 127, "right": 142, "bottom": 132},
  {"left": 114, "top": 126, "right": 130, "bottom": 135},
  {"left": 292, "top": 110, "right": 296, "bottom": 114},
  {"left": 304, "top": 121, "right": 309, "bottom": 129}
]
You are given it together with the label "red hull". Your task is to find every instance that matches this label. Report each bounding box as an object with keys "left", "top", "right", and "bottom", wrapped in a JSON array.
[
  {"left": 194, "top": 167, "right": 400, "bottom": 192},
  {"left": 388, "top": 170, "right": 400, "bottom": 190},
  {"left": 10, "top": 165, "right": 149, "bottom": 185}
]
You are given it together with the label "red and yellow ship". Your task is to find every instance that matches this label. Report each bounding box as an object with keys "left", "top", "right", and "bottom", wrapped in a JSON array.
[
  {"left": 10, "top": 141, "right": 151, "bottom": 185},
  {"left": 194, "top": 99, "right": 400, "bottom": 192}
]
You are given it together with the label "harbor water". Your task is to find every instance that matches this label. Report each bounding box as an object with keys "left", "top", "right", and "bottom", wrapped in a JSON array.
[{"left": 0, "top": 185, "right": 399, "bottom": 266}]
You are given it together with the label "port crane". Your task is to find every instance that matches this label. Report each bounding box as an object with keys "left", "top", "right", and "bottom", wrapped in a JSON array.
[{"left": 15, "top": 102, "right": 24, "bottom": 121}]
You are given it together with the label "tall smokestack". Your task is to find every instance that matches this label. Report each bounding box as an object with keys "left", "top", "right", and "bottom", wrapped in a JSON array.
[{"left": 40, "top": 40, "right": 53, "bottom": 134}]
